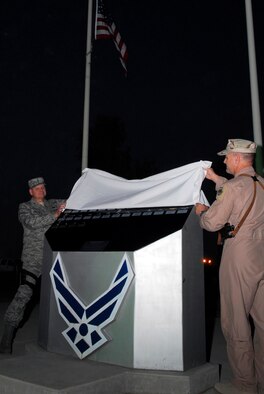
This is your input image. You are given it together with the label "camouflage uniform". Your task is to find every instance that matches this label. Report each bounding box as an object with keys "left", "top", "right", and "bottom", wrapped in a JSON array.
[
  {"left": 200, "top": 166, "right": 264, "bottom": 392},
  {"left": 4, "top": 198, "right": 64, "bottom": 328}
]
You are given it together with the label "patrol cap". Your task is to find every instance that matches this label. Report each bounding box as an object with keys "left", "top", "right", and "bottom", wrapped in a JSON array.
[
  {"left": 217, "top": 139, "right": 257, "bottom": 156},
  {"left": 28, "top": 177, "right": 45, "bottom": 189}
]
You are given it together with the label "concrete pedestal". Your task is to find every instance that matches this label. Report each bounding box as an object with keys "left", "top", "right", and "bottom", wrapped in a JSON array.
[{"left": 39, "top": 207, "right": 206, "bottom": 372}]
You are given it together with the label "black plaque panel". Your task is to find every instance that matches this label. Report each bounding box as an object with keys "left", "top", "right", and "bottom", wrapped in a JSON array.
[{"left": 46, "top": 206, "right": 193, "bottom": 251}]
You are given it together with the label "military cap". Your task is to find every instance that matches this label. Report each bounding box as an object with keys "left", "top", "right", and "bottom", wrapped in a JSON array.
[
  {"left": 28, "top": 177, "right": 45, "bottom": 189},
  {"left": 217, "top": 139, "right": 257, "bottom": 156}
]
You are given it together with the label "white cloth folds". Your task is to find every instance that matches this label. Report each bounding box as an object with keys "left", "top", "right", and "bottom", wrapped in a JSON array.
[{"left": 66, "top": 161, "right": 211, "bottom": 210}]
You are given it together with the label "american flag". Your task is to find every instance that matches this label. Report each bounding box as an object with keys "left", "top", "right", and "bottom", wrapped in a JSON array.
[{"left": 95, "top": 0, "right": 128, "bottom": 74}]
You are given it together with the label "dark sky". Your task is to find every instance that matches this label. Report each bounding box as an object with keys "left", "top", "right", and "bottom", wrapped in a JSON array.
[{"left": 0, "top": 0, "right": 264, "bottom": 258}]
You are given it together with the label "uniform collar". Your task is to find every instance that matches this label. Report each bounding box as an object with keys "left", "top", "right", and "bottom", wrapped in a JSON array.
[
  {"left": 234, "top": 166, "right": 255, "bottom": 177},
  {"left": 31, "top": 198, "right": 47, "bottom": 206}
]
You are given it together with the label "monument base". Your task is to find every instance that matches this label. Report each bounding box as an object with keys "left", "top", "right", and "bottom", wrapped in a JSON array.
[{"left": 0, "top": 341, "right": 219, "bottom": 394}]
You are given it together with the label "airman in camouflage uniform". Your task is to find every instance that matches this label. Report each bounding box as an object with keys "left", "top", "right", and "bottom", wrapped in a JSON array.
[
  {"left": 0, "top": 177, "right": 65, "bottom": 353},
  {"left": 196, "top": 139, "right": 264, "bottom": 394}
]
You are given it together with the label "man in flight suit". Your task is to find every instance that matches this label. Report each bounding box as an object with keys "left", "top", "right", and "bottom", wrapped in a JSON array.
[
  {"left": 0, "top": 177, "right": 66, "bottom": 354},
  {"left": 196, "top": 139, "right": 264, "bottom": 394}
]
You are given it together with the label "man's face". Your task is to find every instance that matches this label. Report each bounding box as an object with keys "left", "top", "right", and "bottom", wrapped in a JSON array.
[
  {"left": 224, "top": 153, "right": 237, "bottom": 175},
  {"left": 29, "top": 183, "right": 46, "bottom": 201}
]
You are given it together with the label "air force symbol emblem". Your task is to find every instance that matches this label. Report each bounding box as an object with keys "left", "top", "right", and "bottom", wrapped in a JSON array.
[{"left": 50, "top": 253, "right": 134, "bottom": 359}]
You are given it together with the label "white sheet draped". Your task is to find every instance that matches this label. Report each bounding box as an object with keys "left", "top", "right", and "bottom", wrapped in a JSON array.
[{"left": 66, "top": 161, "right": 211, "bottom": 210}]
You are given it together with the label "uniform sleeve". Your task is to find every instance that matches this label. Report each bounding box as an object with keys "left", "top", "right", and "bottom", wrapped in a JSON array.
[
  {"left": 18, "top": 202, "right": 56, "bottom": 230},
  {"left": 47, "top": 199, "right": 66, "bottom": 210},
  {"left": 200, "top": 182, "right": 234, "bottom": 232},
  {"left": 215, "top": 176, "right": 227, "bottom": 191}
]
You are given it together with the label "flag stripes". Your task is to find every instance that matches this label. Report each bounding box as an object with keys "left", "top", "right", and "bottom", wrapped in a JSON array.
[{"left": 95, "top": 0, "right": 128, "bottom": 73}]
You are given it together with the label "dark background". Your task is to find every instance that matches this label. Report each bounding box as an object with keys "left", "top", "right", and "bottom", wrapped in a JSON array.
[{"left": 0, "top": 0, "right": 263, "bottom": 261}]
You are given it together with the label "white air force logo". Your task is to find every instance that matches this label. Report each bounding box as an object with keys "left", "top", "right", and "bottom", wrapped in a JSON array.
[{"left": 50, "top": 253, "right": 134, "bottom": 359}]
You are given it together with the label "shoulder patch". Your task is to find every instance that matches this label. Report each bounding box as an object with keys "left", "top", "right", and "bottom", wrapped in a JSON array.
[{"left": 216, "top": 186, "right": 225, "bottom": 200}]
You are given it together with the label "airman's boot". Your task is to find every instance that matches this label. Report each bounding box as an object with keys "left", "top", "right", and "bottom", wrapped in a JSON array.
[{"left": 0, "top": 324, "right": 16, "bottom": 354}]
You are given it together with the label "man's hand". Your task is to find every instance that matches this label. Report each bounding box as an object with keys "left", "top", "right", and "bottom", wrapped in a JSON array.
[
  {"left": 195, "top": 203, "right": 209, "bottom": 216},
  {"left": 54, "top": 203, "right": 66, "bottom": 218},
  {"left": 205, "top": 168, "right": 220, "bottom": 184}
]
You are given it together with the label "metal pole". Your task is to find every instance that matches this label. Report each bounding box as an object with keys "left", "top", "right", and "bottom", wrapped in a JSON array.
[
  {"left": 245, "top": 0, "right": 263, "bottom": 174},
  {"left": 81, "top": 0, "right": 93, "bottom": 171}
]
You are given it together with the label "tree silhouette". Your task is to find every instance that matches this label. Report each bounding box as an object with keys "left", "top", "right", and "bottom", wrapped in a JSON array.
[
  {"left": 89, "top": 115, "right": 130, "bottom": 177},
  {"left": 89, "top": 114, "right": 159, "bottom": 179}
]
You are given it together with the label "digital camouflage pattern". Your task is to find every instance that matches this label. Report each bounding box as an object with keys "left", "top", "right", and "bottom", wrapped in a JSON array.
[
  {"left": 19, "top": 198, "right": 64, "bottom": 277},
  {"left": 4, "top": 198, "right": 64, "bottom": 327}
]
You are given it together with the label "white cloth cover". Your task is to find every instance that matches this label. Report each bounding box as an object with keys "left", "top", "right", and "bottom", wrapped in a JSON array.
[{"left": 66, "top": 161, "right": 211, "bottom": 210}]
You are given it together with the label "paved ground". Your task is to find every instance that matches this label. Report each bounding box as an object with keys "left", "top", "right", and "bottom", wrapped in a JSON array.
[{"left": 0, "top": 269, "right": 232, "bottom": 393}]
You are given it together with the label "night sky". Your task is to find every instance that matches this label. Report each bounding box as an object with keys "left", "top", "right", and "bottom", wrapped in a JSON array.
[{"left": 0, "top": 0, "right": 264, "bottom": 259}]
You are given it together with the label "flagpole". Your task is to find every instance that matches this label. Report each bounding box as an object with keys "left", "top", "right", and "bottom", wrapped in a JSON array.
[
  {"left": 81, "top": 0, "right": 93, "bottom": 171},
  {"left": 245, "top": 0, "right": 263, "bottom": 174}
]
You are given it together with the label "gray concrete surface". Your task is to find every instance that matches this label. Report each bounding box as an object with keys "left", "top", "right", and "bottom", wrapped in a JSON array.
[
  {"left": 0, "top": 260, "right": 232, "bottom": 394},
  {"left": 0, "top": 299, "right": 232, "bottom": 394}
]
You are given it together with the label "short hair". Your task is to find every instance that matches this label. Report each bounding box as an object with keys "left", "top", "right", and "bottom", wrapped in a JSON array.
[{"left": 239, "top": 152, "right": 255, "bottom": 164}]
